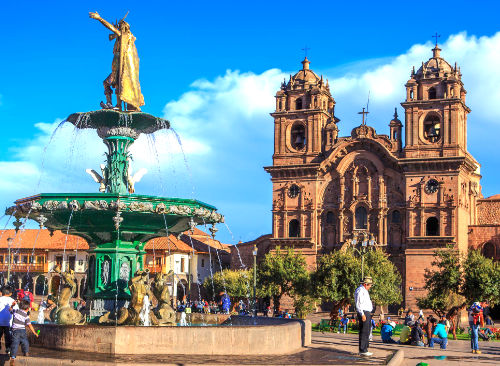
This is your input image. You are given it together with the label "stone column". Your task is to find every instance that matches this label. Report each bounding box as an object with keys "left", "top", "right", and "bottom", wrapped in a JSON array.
[
  {"left": 339, "top": 213, "right": 344, "bottom": 242},
  {"left": 377, "top": 213, "right": 383, "bottom": 244},
  {"left": 378, "top": 175, "right": 385, "bottom": 207},
  {"left": 339, "top": 177, "right": 345, "bottom": 204},
  {"left": 353, "top": 176, "right": 358, "bottom": 197},
  {"left": 367, "top": 176, "right": 372, "bottom": 202},
  {"left": 32, "top": 276, "right": 38, "bottom": 295},
  {"left": 439, "top": 210, "right": 444, "bottom": 237},
  {"left": 408, "top": 210, "right": 414, "bottom": 237},
  {"left": 420, "top": 208, "right": 425, "bottom": 236}
]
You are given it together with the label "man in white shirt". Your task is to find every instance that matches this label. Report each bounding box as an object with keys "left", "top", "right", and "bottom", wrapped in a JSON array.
[
  {"left": 354, "top": 276, "right": 374, "bottom": 356},
  {"left": 0, "top": 287, "right": 18, "bottom": 353}
]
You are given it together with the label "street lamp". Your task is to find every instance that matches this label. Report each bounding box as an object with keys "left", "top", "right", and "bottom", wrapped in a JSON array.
[
  {"left": 7, "top": 237, "right": 13, "bottom": 286},
  {"left": 187, "top": 253, "right": 192, "bottom": 303},
  {"left": 252, "top": 244, "right": 258, "bottom": 317},
  {"left": 351, "top": 232, "right": 376, "bottom": 280}
]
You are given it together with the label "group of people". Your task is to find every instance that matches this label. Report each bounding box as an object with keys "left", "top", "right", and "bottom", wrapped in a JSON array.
[
  {"left": 355, "top": 276, "right": 493, "bottom": 357},
  {"left": 0, "top": 286, "right": 39, "bottom": 365},
  {"left": 176, "top": 300, "right": 221, "bottom": 314}
]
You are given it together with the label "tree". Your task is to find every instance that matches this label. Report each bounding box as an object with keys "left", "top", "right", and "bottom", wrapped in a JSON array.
[
  {"left": 418, "top": 247, "right": 500, "bottom": 339},
  {"left": 462, "top": 250, "right": 500, "bottom": 305},
  {"left": 311, "top": 247, "right": 401, "bottom": 321},
  {"left": 258, "top": 246, "right": 310, "bottom": 314},
  {"left": 202, "top": 269, "right": 253, "bottom": 301},
  {"left": 363, "top": 249, "right": 402, "bottom": 316},
  {"left": 311, "top": 249, "right": 360, "bottom": 320}
]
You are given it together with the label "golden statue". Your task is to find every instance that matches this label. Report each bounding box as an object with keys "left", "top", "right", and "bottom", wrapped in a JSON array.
[{"left": 89, "top": 11, "right": 145, "bottom": 111}]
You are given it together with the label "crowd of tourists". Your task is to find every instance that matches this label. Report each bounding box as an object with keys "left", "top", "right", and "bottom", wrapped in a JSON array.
[{"left": 353, "top": 276, "right": 494, "bottom": 357}]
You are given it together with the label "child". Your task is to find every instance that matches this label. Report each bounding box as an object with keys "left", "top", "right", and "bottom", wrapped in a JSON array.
[
  {"left": 9, "top": 300, "right": 38, "bottom": 365},
  {"left": 381, "top": 321, "right": 397, "bottom": 343}
]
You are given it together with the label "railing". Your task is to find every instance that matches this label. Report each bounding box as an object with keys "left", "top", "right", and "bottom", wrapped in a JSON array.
[
  {"left": 144, "top": 264, "right": 163, "bottom": 273},
  {"left": 0, "top": 263, "right": 46, "bottom": 272}
]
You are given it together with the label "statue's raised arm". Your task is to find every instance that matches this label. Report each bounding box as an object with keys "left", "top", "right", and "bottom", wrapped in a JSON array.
[
  {"left": 89, "top": 12, "right": 121, "bottom": 36},
  {"left": 89, "top": 11, "right": 145, "bottom": 112}
]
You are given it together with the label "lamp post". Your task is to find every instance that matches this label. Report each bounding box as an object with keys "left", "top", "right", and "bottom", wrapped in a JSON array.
[
  {"left": 187, "top": 253, "right": 192, "bottom": 303},
  {"left": 351, "top": 232, "right": 376, "bottom": 280},
  {"left": 7, "top": 237, "right": 13, "bottom": 286},
  {"left": 252, "top": 244, "right": 258, "bottom": 317}
]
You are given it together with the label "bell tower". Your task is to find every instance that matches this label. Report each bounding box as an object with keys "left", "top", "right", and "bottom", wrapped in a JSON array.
[
  {"left": 399, "top": 43, "right": 481, "bottom": 307},
  {"left": 271, "top": 57, "right": 338, "bottom": 166},
  {"left": 402, "top": 44, "right": 469, "bottom": 158}
]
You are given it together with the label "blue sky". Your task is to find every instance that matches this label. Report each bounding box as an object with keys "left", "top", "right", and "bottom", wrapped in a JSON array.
[{"left": 1, "top": 1, "right": 500, "bottom": 243}]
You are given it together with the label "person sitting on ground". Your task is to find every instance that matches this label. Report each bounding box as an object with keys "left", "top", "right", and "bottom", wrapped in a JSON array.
[
  {"left": 410, "top": 321, "right": 425, "bottom": 347},
  {"left": 404, "top": 310, "right": 415, "bottom": 326},
  {"left": 429, "top": 320, "right": 448, "bottom": 350},
  {"left": 338, "top": 314, "right": 349, "bottom": 334},
  {"left": 381, "top": 321, "right": 397, "bottom": 344},
  {"left": 399, "top": 321, "right": 412, "bottom": 345},
  {"left": 425, "top": 316, "right": 435, "bottom": 346}
]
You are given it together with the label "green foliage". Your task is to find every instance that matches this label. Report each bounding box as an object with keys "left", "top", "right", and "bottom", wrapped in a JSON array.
[
  {"left": 258, "top": 246, "right": 310, "bottom": 310},
  {"left": 462, "top": 250, "right": 500, "bottom": 305},
  {"left": 293, "top": 294, "right": 317, "bottom": 319},
  {"left": 418, "top": 247, "right": 500, "bottom": 315},
  {"left": 311, "top": 248, "right": 401, "bottom": 310},
  {"left": 364, "top": 249, "right": 402, "bottom": 306},
  {"left": 311, "top": 249, "right": 360, "bottom": 306},
  {"left": 202, "top": 269, "right": 253, "bottom": 300}
]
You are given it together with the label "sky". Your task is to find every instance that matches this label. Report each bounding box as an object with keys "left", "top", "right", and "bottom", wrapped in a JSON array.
[{"left": 1, "top": 1, "right": 500, "bottom": 244}]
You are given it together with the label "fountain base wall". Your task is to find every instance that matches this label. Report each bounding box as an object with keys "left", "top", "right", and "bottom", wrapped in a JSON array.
[{"left": 29, "top": 316, "right": 310, "bottom": 355}]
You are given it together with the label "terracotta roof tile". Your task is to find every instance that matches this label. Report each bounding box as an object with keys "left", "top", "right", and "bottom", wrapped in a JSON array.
[{"left": 0, "top": 230, "right": 88, "bottom": 250}]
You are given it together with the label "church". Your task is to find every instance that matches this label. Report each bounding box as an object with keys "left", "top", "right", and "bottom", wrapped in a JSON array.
[{"left": 233, "top": 42, "right": 500, "bottom": 310}]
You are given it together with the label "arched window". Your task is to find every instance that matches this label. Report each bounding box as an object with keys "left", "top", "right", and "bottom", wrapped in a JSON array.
[
  {"left": 289, "top": 219, "right": 300, "bottom": 237},
  {"left": 426, "top": 217, "right": 439, "bottom": 236},
  {"left": 483, "top": 242, "right": 495, "bottom": 259},
  {"left": 392, "top": 210, "right": 401, "bottom": 224},
  {"left": 355, "top": 206, "right": 368, "bottom": 230},
  {"left": 291, "top": 123, "right": 306, "bottom": 150},
  {"left": 326, "top": 211, "right": 335, "bottom": 225},
  {"left": 428, "top": 87, "right": 437, "bottom": 100},
  {"left": 295, "top": 98, "right": 303, "bottom": 110},
  {"left": 423, "top": 114, "right": 441, "bottom": 143}
]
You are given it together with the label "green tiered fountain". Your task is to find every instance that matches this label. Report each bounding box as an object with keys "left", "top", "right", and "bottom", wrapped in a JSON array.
[{"left": 5, "top": 11, "right": 223, "bottom": 322}]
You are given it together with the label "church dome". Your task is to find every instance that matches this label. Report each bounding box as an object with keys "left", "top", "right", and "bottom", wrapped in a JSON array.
[
  {"left": 291, "top": 57, "right": 321, "bottom": 84},
  {"left": 415, "top": 46, "right": 455, "bottom": 78}
]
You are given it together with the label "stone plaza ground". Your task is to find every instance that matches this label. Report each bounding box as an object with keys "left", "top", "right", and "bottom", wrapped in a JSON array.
[{"left": 4, "top": 331, "right": 500, "bottom": 365}]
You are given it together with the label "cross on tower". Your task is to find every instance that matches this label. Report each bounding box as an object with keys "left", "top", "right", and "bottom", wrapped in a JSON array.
[
  {"left": 432, "top": 32, "right": 441, "bottom": 47},
  {"left": 302, "top": 45, "right": 311, "bottom": 58},
  {"left": 358, "top": 107, "right": 369, "bottom": 125}
]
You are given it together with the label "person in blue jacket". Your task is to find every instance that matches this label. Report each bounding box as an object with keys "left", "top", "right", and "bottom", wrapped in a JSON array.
[{"left": 381, "top": 321, "right": 397, "bottom": 344}]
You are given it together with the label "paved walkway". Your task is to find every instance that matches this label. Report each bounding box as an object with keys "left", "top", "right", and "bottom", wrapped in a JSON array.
[{"left": 4, "top": 331, "right": 500, "bottom": 365}]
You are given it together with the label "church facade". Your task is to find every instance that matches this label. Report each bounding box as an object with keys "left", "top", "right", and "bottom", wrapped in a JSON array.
[{"left": 261, "top": 44, "right": 495, "bottom": 309}]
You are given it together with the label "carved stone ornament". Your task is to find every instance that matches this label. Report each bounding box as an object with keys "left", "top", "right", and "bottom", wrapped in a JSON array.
[
  {"left": 155, "top": 203, "right": 167, "bottom": 213},
  {"left": 43, "top": 201, "right": 60, "bottom": 211},
  {"left": 129, "top": 201, "right": 154, "bottom": 212},
  {"left": 109, "top": 200, "right": 127, "bottom": 211},
  {"left": 84, "top": 200, "right": 109, "bottom": 210}
]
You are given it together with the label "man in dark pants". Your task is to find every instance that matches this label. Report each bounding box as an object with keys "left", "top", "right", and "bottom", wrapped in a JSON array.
[{"left": 355, "top": 277, "right": 374, "bottom": 357}]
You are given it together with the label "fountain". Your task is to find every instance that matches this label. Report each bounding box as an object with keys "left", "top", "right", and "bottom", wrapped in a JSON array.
[{"left": 3, "top": 11, "right": 310, "bottom": 357}]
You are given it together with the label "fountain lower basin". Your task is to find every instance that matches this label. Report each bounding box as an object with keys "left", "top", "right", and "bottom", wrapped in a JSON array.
[{"left": 29, "top": 316, "right": 311, "bottom": 355}]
